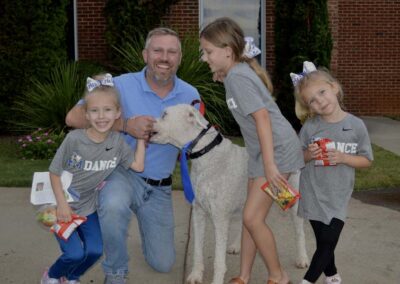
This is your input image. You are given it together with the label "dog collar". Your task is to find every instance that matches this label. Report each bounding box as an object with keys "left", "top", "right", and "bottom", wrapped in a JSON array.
[{"left": 188, "top": 133, "right": 223, "bottom": 160}]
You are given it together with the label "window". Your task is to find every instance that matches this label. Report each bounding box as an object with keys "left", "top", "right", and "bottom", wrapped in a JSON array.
[{"left": 199, "top": 0, "right": 266, "bottom": 68}]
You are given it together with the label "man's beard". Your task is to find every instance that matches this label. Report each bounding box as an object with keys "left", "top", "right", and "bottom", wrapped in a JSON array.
[{"left": 152, "top": 73, "right": 173, "bottom": 86}]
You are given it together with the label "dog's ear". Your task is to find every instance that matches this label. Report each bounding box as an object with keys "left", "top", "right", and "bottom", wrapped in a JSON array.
[{"left": 187, "top": 106, "right": 208, "bottom": 129}]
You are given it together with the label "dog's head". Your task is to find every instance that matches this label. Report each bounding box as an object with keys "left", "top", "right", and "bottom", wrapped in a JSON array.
[{"left": 150, "top": 104, "right": 209, "bottom": 148}]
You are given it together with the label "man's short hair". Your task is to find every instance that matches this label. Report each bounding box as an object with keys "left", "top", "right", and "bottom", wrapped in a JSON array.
[{"left": 145, "top": 27, "right": 181, "bottom": 51}]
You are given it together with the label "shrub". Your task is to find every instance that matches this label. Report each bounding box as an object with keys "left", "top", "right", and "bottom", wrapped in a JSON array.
[
  {"left": 0, "top": 0, "right": 69, "bottom": 133},
  {"left": 17, "top": 128, "right": 65, "bottom": 160},
  {"left": 273, "top": 0, "right": 332, "bottom": 130},
  {"left": 104, "top": 0, "right": 178, "bottom": 62},
  {"left": 12, "top": 61, "right": 104, "bottom": 133}
]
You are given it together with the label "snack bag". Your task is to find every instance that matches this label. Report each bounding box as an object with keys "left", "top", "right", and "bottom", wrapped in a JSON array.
[
  {"left": 35, "top": 205, "right": 87, "bottom": 240},
  {"left": 50, "top": 215, "right": 87, "bottom": 241},
  {"left": 36, "top": 205, "right": 57, "bottom": 228},
  {"left": 260, "top": 179, "right": 300, "bottom": 210},
  {"left": 310, "top": 137, "right": 336, "bottom": 166}
]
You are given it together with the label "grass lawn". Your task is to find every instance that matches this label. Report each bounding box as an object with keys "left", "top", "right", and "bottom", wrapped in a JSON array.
[{"left": 1, "top": 136, "right": 399, "bottom": 191}]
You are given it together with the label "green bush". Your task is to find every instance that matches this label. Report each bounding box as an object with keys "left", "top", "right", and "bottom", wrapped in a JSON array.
[
  {"left": 12, "top": 61, "right": 104, "bottom": 133},
  {"left": 114, "top": 34, "right": 239, "bottom": 135},
  {"left": 17, "top": 128, "right": 65, "bottom": 160},
  {"left": 0, "top": 0, "right": 69, "bottom": 133},
  {"left": 273, "top": 0, "right": 332, "bottom": 130},
  {"left": 104, "top": 0, "right": 178, "bottom": 63}
]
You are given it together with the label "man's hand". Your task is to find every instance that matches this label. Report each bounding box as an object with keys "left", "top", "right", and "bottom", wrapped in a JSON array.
[
  {"left": 212, "top": 71, "right": 225, "bottom": 82},
  {"left": 126, "top": 115, "right": 156, "bottom": 140}
]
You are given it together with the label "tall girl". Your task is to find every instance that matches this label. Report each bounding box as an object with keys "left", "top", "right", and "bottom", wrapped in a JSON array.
[{"left": 200, "top": 17, "right": 304, "bottom": 284}]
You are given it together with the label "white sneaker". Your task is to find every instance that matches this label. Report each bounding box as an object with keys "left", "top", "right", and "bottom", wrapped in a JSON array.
[
  {"left": 325, "top": 273, "right": 342, "bottom": 284},
  {"left": 299, "top": 280, "right": 313, "bottom": 284},
  {"left": 41, "top": 268, "right": 60, "bottom": 284},
  {"left": 66, "top": 281, "right": 80, "bottom": 284},
  {"left": 103, "top": 274, "right": 127, "bottom": 284}
]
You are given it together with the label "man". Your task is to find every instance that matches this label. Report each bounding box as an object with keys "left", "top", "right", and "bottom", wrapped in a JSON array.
[{"left": 66, "top": 27, "right": 200, "bottom": 284}]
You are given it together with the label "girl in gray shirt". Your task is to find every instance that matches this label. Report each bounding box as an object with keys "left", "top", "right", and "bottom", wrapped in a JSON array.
[
  {"left": 42, "top": 74, "right": 145, "bottom": 284},
  {"left": 292, "top": 62, "right": 373, "bottom": 284},
  {"left": 200, "top": 17, "right": 304, "bottom": 284}
]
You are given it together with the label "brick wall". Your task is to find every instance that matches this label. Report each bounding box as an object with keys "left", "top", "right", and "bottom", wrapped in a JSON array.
[
  {"left": 162, "top": 0, "right": 199, "bottom": 35},
  {"left": 77, "top": 0, "right": 400, "bottom": 116},
  {"left": 336, "top": 0, "right": 400, "bottom": 116},
  {"left": 77, "top": 0, "right": 108, "bottom": 62}
]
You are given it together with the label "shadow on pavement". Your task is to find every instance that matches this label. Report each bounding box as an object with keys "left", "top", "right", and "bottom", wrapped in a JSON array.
[{"left": 352, "top": 188, "right": 400, "bottom": 212}]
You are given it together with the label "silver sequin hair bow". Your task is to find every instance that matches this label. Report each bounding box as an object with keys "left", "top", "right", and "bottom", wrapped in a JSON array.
[
  {"left": 243, "top": 36, "right": 261, "bottom": 58},
  {"left": 290, "top": 61, "right": 317, "bottom": 86},
  {"left": 86, "top": 73, "right": 114, "bottom": 92}
]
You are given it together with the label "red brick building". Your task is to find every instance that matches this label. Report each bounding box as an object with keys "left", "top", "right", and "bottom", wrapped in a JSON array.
[{"left": 76, "top": 0, "right": 400, "bottom": 116}]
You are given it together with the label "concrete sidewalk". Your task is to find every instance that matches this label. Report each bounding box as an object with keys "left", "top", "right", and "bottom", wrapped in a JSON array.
[
  {"left": 1, "top": 116, "right": 399, "bottom": 283},
  {"left": 361, "top": 116, "right": 400, "bottom": 156},
  {"left": 1, "top": 188, "right": 399, "bottom": 284}
]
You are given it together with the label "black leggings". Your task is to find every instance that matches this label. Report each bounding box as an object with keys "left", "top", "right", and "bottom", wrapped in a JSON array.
[{"left": 304, "top": 218, "right": 344, "bottom": 283}]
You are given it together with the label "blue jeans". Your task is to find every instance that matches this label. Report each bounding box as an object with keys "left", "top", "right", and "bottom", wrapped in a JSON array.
[
  {"left": 97, "top": 166, "right": 175, "bottom": 277},
  {"left": 49, "top": 212, "right": 103, "bottom": 281}
]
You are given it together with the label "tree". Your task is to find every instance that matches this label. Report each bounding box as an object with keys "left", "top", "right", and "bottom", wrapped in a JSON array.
[{"left": 274, "top": 0, "right": 332, "bottom": 130}]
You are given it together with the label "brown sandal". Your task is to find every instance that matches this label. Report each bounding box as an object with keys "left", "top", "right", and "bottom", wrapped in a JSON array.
[
  {"left": 229, "top": 277, "right": 246, "bottom": 284},
  {"left": 267, "top": 280, "right": 292, "bottom": 284}
]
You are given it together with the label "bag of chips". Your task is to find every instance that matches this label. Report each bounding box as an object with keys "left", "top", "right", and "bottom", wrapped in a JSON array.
[
  {"left": 310, "top": 137, "right": 336, "bottom": 166},
  {"left": 260, "top": 179, "right": 300, "bottom": 211},
  {"left": 35, "top": 205, "right": 87, "bottom": 241},
  {"left": 50, "top": 215, "right": 87, "bottom": 241}
]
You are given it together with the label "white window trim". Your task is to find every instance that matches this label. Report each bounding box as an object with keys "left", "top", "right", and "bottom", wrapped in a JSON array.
[{"left": 199, "top": 0, "right": 266, "bottom": 69}]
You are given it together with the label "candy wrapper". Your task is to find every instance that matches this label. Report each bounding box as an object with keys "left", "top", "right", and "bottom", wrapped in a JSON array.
[
  {"left": 35, "top": 205, "right": 87, "bottom": 241},
  {"left": 260, "top": 179, "right": 300, "bottom": 211},
  {"left": 36, "top": 205, "right": 58, "bottom": 227},
  {"left": 310, "top": 137, "right": 336, "bottom": 166}
]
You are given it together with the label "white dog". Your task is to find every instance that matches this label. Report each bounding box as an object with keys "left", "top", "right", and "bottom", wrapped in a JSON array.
[{"left": 150, "top": 104, "right": 308, "bottom": 284}]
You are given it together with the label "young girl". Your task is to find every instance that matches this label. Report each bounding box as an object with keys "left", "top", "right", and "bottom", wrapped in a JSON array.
[
  {"left": 291, "top": 62, "right": 373, "bottom": 284},
  {"left": 200, "top": 17, "right": 304, "bottom": 284},
  {"left": 41, "top": 73, "right": 146, "bottom": 284}
]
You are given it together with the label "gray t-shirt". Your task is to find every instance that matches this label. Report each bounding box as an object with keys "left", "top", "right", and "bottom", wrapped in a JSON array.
[
  {"left": 49, "top": 129, "right": 134, "bottom": 216},
  {"left": 224, "top": 62, "right": 304, "bottom": 177},
  {"left": 298, "top": 114, "right": 373, "bottom": 224}
]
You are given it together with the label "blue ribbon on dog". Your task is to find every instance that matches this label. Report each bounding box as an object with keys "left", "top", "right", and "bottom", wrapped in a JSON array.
[{"left": 180, "top": 142, "right": 195, "bottom": 203}]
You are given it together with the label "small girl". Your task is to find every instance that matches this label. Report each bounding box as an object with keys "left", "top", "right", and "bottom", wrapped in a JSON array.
[
  {"left": 291, "top": 62, "right": 373, "bottom": 284},
  {"left": 41, "top": 73, "right": 146, "bottom": 284},
  {"left": 200, "top": 17, "right": 304, "bottom": 284}
]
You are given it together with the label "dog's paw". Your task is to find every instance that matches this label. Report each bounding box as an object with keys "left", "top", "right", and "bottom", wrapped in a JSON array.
[
  {"left": 295, "top": 255, "right": 309, "bottom": 269},
  {"left": 187, "top": 270, "right": 203, "bottom": 284},
  {"left": 226, "top": 244, "right": 240, "bottom": 255}
]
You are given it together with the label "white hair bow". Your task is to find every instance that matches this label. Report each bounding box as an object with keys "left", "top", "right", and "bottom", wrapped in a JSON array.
[
  {"left": 86, "top": 73, "right": 114, "bottom": 92},
  {"left": 290, "top": 61, "right": 317, "bottom": 86},
  {"left": 243, "top": 36, "right": 261, "bottom": 58}
]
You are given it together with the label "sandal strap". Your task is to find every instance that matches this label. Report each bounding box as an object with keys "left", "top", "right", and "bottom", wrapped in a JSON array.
[{"left": 229, "top": 277, "right": 246, "bottom": 284}]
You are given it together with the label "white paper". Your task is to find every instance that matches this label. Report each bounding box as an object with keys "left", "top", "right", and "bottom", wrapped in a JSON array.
[{"left": 30, "top": 171, "right": 74, "bottom": 205}]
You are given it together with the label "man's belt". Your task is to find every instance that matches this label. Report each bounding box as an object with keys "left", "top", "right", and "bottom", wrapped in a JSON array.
[{"left": 142, "top": 175, "right": 172, "bottom": 186}]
